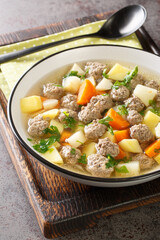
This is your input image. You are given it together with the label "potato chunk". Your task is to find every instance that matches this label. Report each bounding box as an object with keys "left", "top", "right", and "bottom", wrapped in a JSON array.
[
  {"left": 133, "top": 84, "right": 157, "bottom": 106},
  {"left": 69, "top": 63, "right": 85, "bottom": 75},
  {"left": 50, "top": 119, "right": 64, "bottom": 134},
  {"left": 43, "top": 99, "right": 59, "bottom": 110},
  {"left": 41, "top": 146, "right": 63, "bottom": 164},
  {"left": 82, "top": 142, "right": 96, "bottom": 157},
  {"left": 66, "top": 130, "right": 86, "bottom": 148},
  {"left": 155, "top": 122, "right": 160, "bottom": 138},
  {"left": 42, "top": 109, "right": 59, "bottom": 119},
  {"left": 62, "top": 76, "right": 81, "bottom": 94},
  {"left": 20, "top": 96, "right": 42, "bottom": 113},
  {"left": 107, "top": 63, "right": 130, "bottom": 81},
  {"left": 101, "top": 130, "right": 117, "bottom": 143},
  {"left": 143, "top": 110, "right": 160, "bottom": 135},
  {"left": 119, "top": 139, "right": 142, "bottom": 153},
  {"left": 154, "top": 153, "right": 160, "bottom": 164},
  {"left": 96, "top": 77, "right": 113, "bottom": 90},
  {"left": 115, "top": 161, "right": 140, "bottom": 177}
]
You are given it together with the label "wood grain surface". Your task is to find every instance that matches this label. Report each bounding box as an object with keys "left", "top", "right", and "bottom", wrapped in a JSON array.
[{"left": 0, "top": 11, "right": 160, "bottom": 239}]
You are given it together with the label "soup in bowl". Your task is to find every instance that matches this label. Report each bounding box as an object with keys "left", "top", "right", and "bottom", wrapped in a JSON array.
[{"left": 8, "top": 45, "right": 160, "bottom": 187}]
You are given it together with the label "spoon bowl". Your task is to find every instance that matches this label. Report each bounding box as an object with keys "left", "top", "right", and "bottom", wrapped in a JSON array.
[
  {"left": 0, "top": 5, "right": 147, "bottom": 63},
  {"left": 97, "top": 5, "right": 147, "bottom": 39}
]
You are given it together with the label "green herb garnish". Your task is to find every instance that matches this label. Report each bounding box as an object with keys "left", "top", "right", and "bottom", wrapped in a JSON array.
[
  {"left": 27, "top": 138, "right": 32, "bottom": 141},
  {"left": 81, "top": 68, "right": 89, "bottom": 79},
  {"left": 64, "top": 70, "right": 81, "bottom": 79},
  {"left": 71, "top": 148, "right": 76, "bottom": 155},
  {"left": 98, "top": 116, "right": 114, "bottom": 135},
  {"left": 78, "top": 154, "right": 87, "bottom": 164},
  {"left": 115, "top": 166, "right": 129, "bottom": 173},
  {"left": 112, "top": 65, "right": 138, "bottom": 90},
  {"left": 149, "top": 100, "right": 160, "bottom": 116},
  {"left": 139, "top": 110, "right": 145, "bottom": 116},
  {"left": 118, "top": 105, "right": 128, "bottom": 116},
  {"left": 62, "top": 111, "right": 77, "bottom": 129},
  {"left": 106, "top": 154, "right": 131, "bottom": 169},
  {"left": 102, "top": 93, "right": 109, "bottom": 96},
  {"left": 32, "top": 125, "right": 60, "bottom": 153},
  {"left": 76, "top": 140, "right": 83, "bottom": 144},
  {"left": 53, "top": 84, "right": 63, "bottom": 88},
  {"left": 102, "top": 68, "right": 109, "bottom": 79}
]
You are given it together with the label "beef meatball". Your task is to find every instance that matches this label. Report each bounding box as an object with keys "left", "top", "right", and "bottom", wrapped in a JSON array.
[
  {"left": 87, "top": 154, "right": 114, "bottom": 177},
  {"left": 78, "top": 102, "right": 102, "bottom": 124},
  {"left": 110, "top": 86, "right": 130, "bottom": 102},
  {"left": 130, "top": 74, "right": 144, "bottom": 90},
  {"left": 84, "top": 120, "right": 107, "bottom": 139},
  {"left": 43, "top": 83, "right": 64, "bottom": 99},
  {"left": 90, "top": 94, "right": 113, "bottom": 112},
  {"left": 96, "top": 137, "right": 119, "bottom": 157},
  {"left": 58, "top": 108, "right": 78, "bottom": 123},
  {"left": 145, "top": 80, "right": 159, "bottom": 90},
  {"left": 124, "top": 96, "right": 145, "bottom": 112},
  {"left": 28, "top": 115, "right": 49, "bottom": 137},
  {"left": 127, "top": 110, "right": 143, "bottom": 125},
  {"left": 132, "top": 153, "right": 155, "bottom": 170},
  {"left": 85, "top": 62, "right": 106, "bottom": 82},
  {"left": 60, "top": 146, "right": 81, "bottom": 165},
  {"left": 61, "top": 94, "right": 79, "bottom": 111},
  {"left": 130, "top": 124, "right": 153, "bottom": 143}
]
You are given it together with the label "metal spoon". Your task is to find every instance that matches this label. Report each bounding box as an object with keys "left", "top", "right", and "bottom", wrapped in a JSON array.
[{"left": 0, "top": 5, "right": 147, "bottom": 64}]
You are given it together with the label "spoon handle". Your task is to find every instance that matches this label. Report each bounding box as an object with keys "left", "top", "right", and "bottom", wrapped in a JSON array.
[
  {"left": 0, "top": 33, "right": 96, "bottom": 64},
  {"left": 138, "top": 26, "right": 160, "bottom": 56}
]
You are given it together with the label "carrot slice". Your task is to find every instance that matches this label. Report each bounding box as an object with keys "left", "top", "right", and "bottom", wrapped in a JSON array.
[
  {"left": 106, "top": 108, "right": 130, "bottom": 130},
  {"left": 40, "top": 96, "right": 48, "bottom": 102},
  {"left": 61, "top": 142, "right": 71, "bottom": 146},
  {"left": 115, "top": 147, "right": 127, "bottom": 160},
  {"left": 77, "top": 79, "right": 96, "bottom": 105},
  {"left": 60, "top": 130, "right": 72, "bottom": 143},
  {"left": 96, "top": 90, "right": 107, "bottom": 95},
  {"left": 114, "top": 129, "right": 130, "bottom": 142},
  {"left": 145, "top": 139, "right": 160, "bottom": 158}
]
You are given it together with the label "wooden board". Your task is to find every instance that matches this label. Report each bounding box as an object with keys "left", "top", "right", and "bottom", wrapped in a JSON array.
[{"left": 0, "top": 12, "right": 160, "bottom": 239}]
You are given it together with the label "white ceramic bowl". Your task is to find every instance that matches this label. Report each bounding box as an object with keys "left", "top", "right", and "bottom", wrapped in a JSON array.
[{"left": 7, "top": 45, "right": 160, "bottom": 187}]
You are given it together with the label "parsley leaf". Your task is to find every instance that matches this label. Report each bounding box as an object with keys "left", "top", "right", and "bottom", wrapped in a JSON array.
[
  {"left": 81, "top": 68, "right": 89, "bottom": 79},
  {"left": 64, "top": 71, "right": 81, "bottom": 79},
  {"left": 27, "top": 138, "right": 32, "bottom": 141},
  {"left": 78, "top": 154, "right": 87, "bottom": 164},
  {"left": 139, "top": 110, "right": 145, "bottom": 116},
  {"left": 118, "top": 105, "right": 128, "bottom": 116},
  {"left": 102, "top": 93, "right": 109, "bottom": 96},
  {"left": 71, "top": 148, "right": 76, "bottom": 155},
  {"left": 105, "top": 154, "right": 131, "bottom": 169},
  {"left": 112, "top": 65, "right": 138, "bottom": 90},
  {"left": 115, "top": 166, "right": 129, "bottom": 173},
  {"left": 32, "top": 126, "right": 60, "bottom": 153},
  {"left": 102, "top": 68, "right": 109, "bottom": 79},
  {"left": 149, "top": 100, "right": 160, "bottom": 116},
  {"left": 98, "top": 116, "right": 114, "bottom": 135},
  {"left": 62, "top": 111, "right": 77, "bottom": 129}
]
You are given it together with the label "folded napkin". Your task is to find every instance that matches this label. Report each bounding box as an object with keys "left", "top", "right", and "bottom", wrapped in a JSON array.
[{"left": 0, "top": 20, "right": 142, "bottom": 100}]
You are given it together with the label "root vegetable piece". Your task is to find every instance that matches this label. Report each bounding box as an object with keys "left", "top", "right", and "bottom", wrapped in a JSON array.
[
  {"left": 115, "top": 161, "right": 140, "bottom": 177},
  {"left": 77, "top": 79, "right": 96, "bottom": 105},
  {"left": 119, "top": 139, "right": 142, "bottom": 153},
  {"left": 107, "top": 63, "right": 130, "bottom": 81},
  {"left": 133, "top": 84, "right": 157, "bottom": 106},
  {"left": 20, "top": 96, "right": 43, "bottom": 113},
  {"left": 66, "top": 130, "right": 86, "bottom": 148}
]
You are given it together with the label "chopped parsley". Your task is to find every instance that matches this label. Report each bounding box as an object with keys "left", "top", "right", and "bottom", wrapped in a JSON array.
[
  {"left": 81, "top": 68, "right": 89, "bottom": 79},
  {"left": 118, "top": 105, "right": 128, "bottom": 116},
  {"left": 98, "top": 116, "right": 114, "bottom": 135},
  {"left": 53, "top": 84, "right": 63, "bottom": 88},
  {"left": 27, "top": 138, "right": 32, "bottom": 141},
  {"left": 112, "top": 65, "right": 138, "bottom": 90},
  {"left": 102, "top": 93, "right": 109, "bottom": 96},
  {"left": 62, "top": 111, "right": 77, "bottom": 129},
  {"left": 115, "top": 166, "right": 129, "bottom": 173},
  {"left": 102, "top": 68, "right": 109, "bottom": 79},
  {"left": 32, "top": 125, "right": 60, "bottom": 153},
  {"left": 139, "top": 109, "right": 145, "bottom": 116},
  {"left": 64, "top": 70, "right": 81, "bottom": 79},
  {"left": 76, "top": 140, "right": 83, "bottom": 144},
  {"left": 78, "top": 154, "right": 87, "bottom": 164},
  {"left": 105, "top": 154, "right": 131, "bottom": 169},
  {"left": 71, "top": 148, "right": 76, "bottom": 155},
  {"left": 149, "top": 100, "right": 160, "bottom": 116}
]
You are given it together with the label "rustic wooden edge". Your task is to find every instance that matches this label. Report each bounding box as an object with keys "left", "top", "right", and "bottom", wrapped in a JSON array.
[{"left": 1, "top": 12, "right": 160, "bottom": 239}]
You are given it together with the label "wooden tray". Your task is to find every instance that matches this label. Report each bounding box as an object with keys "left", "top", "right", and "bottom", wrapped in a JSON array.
[{"left": 0, "top": 12, "right": 160, "bottom": 239}]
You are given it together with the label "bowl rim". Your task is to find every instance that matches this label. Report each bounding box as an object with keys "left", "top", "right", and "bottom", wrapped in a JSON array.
[{"left": 7, "top": 44, "right": 160, "bottom": 183}]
